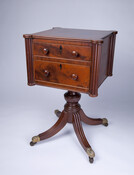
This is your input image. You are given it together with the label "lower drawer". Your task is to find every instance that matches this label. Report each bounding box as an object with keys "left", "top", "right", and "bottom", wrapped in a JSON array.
[{"left": 34, "top": 60, "right": 90, "bottom": 88}]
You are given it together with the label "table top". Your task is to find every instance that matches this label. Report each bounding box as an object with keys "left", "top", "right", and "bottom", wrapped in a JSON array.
[{"left": 31, "top": 27, "right": 116, "bottom": 41}]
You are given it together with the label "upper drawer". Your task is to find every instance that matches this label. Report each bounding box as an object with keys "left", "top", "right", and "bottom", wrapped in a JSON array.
[{"left": 33, "top": 42, "right": 92, "bottom": 61}]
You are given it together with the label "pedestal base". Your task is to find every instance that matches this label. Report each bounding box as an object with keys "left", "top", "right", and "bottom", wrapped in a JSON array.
[{"left": 30, "top": 91, "right": 108, "bottom": 163}]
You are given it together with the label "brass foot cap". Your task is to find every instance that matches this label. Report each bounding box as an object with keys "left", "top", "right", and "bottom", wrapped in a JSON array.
[
  {"left": 54, "top": 109, "right": 60, "bottom": 114},
  {"left": 54, "top": 109, "right": 61, "bottom": 117},
  {"left": 87, "top": 148, "right": 95, "bottom": 158},
  {"left": 102, "top": 118, "right": 108, "bottom": 126},
  {"left": 32, "top": 136, "right": 40, "bottom": 143}
]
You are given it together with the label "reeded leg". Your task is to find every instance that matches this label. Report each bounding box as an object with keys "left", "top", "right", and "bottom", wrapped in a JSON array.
[
  {"left": 73, "top": 112, "right": 95, "bottom": 163},
  {"left": 54, "top": 109, "right": 62, "bottom": 117},
  {"left": 30, "top": 112, "right": 67, "bottom": 146},
  {"left": 80, "top": 110, "right": 108, "bottom": 126}
]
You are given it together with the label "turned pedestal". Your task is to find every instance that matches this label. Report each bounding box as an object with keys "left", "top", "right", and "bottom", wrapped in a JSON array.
[{"left": 30, "top": 91, "right": 108, "bottom": 163}]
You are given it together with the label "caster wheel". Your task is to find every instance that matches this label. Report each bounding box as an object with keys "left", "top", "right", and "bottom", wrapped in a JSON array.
[
  {"left": 30, "top": 141, "right": 36, "bottom": 146},
  {"left": 89, "top": 157, "right": 94, "bottom": 163},
  {"left": 54, "top": 109, "right": 61, "bottom": 117},
  {"left": 104, "top": 122, "right": 108, "bottom": 127},
  {"left": 102, "top": 118, "right": 108, "bottom": 127}
]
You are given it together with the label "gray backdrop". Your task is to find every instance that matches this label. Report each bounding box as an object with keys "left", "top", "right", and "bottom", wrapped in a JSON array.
[{"left": 0, "top": 0, "right": 134, "bottom": 175}]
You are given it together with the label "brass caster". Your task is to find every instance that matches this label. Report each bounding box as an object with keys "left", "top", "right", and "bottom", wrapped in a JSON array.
[
  {"left": 102, "top": 118, "right": 108, "bottom": 127},
  {"left": 54, "top": 109, "right": 61, "bottom": 117},
  {"left": 89, "top": 157, "right": 94, "bottom": 163},
  {"left": 30, "top": 135, "right": 40, "bottom": 146},
  {"left": 30, "top": 141, "right": 37, "bottom": 146},
  {"left": 87, "top": 148, "right": 95, "bottom": 159}
]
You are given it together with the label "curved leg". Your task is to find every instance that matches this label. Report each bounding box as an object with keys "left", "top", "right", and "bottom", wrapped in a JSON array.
[
  {"left": 80, "top": 110, "right": 108, "bottom": 126},
  {"left": 54, "top": 109, "right": 62, "bottom": 118},
  {"left": 73, "top": 112, "right": 95, "bottom": 163},
  {"left": 30, "top": 112, "right": 67, "bottom": 146}
]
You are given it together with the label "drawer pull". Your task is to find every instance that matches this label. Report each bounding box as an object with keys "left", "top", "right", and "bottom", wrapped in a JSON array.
[
  {"left": 72, "top": 51, "right": 79, "bottom": 57},
  {"left": 44, "top": 70, "right": 50, "bottom": 77},
  {"left": 43, "top": 48, "right": 49, "bottom": 55},
  {"left": 72, "top": 74, "right": 78, "bottom": 80}
]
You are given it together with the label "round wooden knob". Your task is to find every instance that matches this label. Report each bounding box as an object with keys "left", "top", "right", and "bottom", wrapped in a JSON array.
[
  {"left": 72, "top": 51, "right": 79, "bottom": 57},
  {"left": 44, "top": 70, "right": 50, "bottom": 77},
  {"left": 72, "top": 74, "right": 78, "bottom": 80},
  {"left": 43, "top": 48, "right": 49, "bottom": 55}
]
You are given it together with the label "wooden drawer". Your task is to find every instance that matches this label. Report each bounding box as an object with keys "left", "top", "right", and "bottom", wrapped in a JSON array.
[
  {"left": 34, "top": 60, "right": 90, "bottom": 88},
  {"left": 33, "top": 42, "right": 91, "bottom": 61}
]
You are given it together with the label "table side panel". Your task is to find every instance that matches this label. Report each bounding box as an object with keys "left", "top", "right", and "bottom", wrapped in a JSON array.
[
  {"left": 98, "top": 36, "right": 110, "bottom": 87},
  {"left": 98, "top": 32, "right": 117, "bottom": 87}
]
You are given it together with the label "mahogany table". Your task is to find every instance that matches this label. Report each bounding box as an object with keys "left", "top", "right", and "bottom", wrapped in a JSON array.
[{"left": 23, "top": 27, "right": 117, "bottom": 163}]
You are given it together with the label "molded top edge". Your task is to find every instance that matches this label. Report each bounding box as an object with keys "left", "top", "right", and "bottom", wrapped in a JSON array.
[{"left": 23, "top": 27, "right": 118, "bottom": 43}]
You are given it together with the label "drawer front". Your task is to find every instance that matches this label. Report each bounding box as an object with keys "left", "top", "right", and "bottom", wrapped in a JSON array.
[
  {"left": 33, "top": 42, "right": 91, "bottom": 61},
  {"left": 34, "top": 60, "right": 90, "bottom": 88}
]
